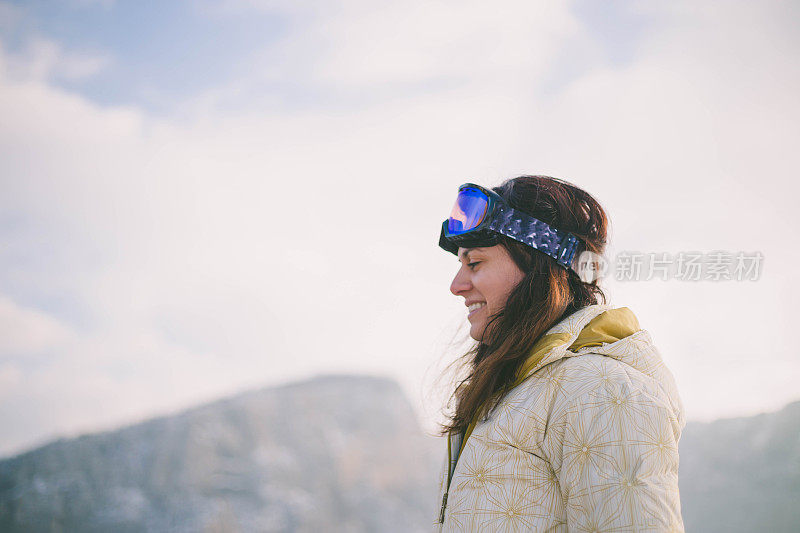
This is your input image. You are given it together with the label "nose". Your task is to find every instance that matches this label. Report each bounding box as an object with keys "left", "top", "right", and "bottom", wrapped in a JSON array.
[{"left": 450, "top": 265, "right": 471, "bottom": 296}]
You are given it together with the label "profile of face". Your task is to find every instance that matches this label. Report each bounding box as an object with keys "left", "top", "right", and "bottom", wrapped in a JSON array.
[{"left": 450, "top": 245, "right": 525, "bottom": 342}]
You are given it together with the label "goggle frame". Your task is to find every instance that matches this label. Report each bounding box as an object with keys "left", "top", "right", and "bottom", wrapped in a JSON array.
[{"left": 439, "top": 183, "right": 583, "bottom": 273}]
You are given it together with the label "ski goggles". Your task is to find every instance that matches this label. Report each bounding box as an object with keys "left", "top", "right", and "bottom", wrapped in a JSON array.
[{"left": 438, "top": 183, "right": 583, "bottom": 273}]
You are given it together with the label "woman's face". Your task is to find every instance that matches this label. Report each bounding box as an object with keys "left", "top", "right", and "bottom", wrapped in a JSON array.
[{"left": 450, "top": 245, "right": 525, "bottom": 342}]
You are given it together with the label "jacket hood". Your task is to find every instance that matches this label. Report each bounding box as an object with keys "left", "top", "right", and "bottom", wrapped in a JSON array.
[
  {"left": 514, "top": 304, "right": 641, "bottom": 387},
  {"left": 455, "top": 304, "right": 685, "bottom": 460},
  {"left": 515, "top": 304, "right": 683, "bottom": 420}
]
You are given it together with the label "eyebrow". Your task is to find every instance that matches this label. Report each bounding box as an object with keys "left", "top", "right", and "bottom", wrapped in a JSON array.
[{"left": 458, "top": 248, "right": 483, "bottom": 262}]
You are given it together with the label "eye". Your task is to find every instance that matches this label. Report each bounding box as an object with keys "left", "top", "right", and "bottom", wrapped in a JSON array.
[{"left": 467, "top": 261, "right": 481, "bottom": 269}]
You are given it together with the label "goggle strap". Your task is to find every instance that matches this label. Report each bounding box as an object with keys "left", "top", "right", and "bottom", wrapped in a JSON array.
[{"left": 488, "top": 204, "right": 582, "bottom": 271}]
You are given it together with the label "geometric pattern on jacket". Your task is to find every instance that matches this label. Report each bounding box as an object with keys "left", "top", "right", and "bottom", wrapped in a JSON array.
[{"left": 434, "top": 304, "right": 686, "bottom": 532}]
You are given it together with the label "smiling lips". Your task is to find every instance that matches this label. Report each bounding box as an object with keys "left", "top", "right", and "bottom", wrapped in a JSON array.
[{"left": 467, "top": 302, "right": 486, "bottom": 316}]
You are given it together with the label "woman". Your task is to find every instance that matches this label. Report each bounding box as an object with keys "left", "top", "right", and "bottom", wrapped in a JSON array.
[{"left": 434, "top": 176, "right": 685, "bottom": 532}]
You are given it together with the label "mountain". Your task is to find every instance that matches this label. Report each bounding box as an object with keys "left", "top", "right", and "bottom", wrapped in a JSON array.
[
  {"left": 679, "top": 400, "right": 800, "bottom": 532},
  {"left": 2, "top": 373, "right": 798, "bottom": 532},
  {"left": 0, "top": 374, "right": 442, "bottom": 532}
]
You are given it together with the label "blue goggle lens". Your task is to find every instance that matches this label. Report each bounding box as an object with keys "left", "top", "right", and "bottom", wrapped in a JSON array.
[{"left": 447, "top": 187, "right": 489, "bottom": 235}]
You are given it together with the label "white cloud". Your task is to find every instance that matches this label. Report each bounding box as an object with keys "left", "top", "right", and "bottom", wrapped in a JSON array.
[
  {"left": 0, "top": 295, "right": 73, "bottom": 354},
  {"left": 1, "top": 37, "right": 110, "bottom": 84},
  {"left": 294, "top": 1, "right": 576, "bottom": 87},
  {"left": 1, "top": 0, "right": 799, "bottom": 455}
]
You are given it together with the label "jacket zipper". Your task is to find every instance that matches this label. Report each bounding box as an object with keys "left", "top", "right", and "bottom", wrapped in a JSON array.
[{"left": 438, "top": 490, "right": 448, "bottom": 523}]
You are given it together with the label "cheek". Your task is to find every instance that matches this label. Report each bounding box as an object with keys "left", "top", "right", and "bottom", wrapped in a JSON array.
[
  {"left": 480, "top": 278, "right": 509, "bottom": 310},
  {"left": 503, "top": 260, "right": 525, "bottom": 289},
  {"left": 490, "top": 270, "right": 524, "bottom": 309}
]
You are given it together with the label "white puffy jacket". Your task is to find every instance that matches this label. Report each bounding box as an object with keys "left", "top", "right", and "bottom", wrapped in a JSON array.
[{"left": 435, "top": 304, "right": 686, "bottom": 532}]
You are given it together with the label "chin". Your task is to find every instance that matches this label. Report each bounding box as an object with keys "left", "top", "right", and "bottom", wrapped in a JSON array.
[{"left": 469, "top": 322, "right": 485, "bottom": 342}]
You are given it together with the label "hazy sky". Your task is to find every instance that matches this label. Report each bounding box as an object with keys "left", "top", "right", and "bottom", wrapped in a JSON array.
[{"left": 1, "top": 0, "right": 798, "bottom": 457}]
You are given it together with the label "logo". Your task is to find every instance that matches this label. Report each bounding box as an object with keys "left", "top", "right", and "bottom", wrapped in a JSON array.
[{"left": 576, "top": 250, "right": 609, "bottom": 283}]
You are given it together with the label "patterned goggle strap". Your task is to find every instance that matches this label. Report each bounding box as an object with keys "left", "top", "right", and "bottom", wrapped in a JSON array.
[{"left": 488, "top": 203, "right": 582, "bottom": 271}]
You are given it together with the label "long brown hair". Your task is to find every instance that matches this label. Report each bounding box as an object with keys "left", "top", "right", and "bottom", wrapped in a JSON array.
[{"left": 439, "top": 175, "right": 609, "bottom": 436}]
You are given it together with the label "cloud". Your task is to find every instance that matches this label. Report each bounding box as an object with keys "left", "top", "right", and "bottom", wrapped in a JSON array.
[
  {"left": 0, "top": 0, "right": 799, "bottom": 456},
  {"left": 0, "top": 294, "right": 73, "bottom": 355},
  {"left": 1, "top": 36, "right": 111, "bottom": 84},
  {"left": 279, "top": 1, "right": 576, "bottom": 87}
]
